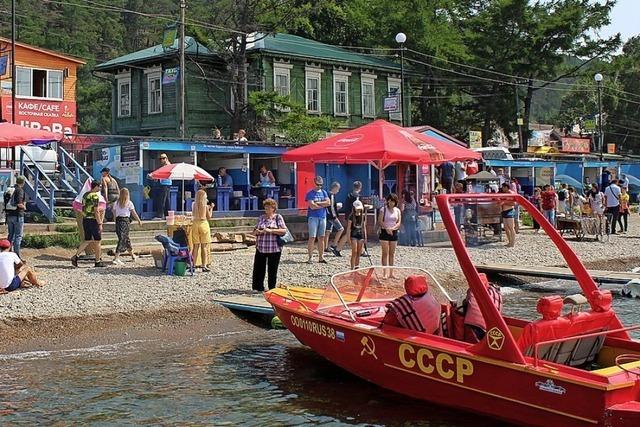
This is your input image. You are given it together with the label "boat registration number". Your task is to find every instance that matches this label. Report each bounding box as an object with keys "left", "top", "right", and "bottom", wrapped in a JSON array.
[{"left": 290, "top": 315, "right": 336, "bottom": 340}]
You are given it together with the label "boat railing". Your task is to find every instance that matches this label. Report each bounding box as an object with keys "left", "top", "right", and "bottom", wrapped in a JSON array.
[{"left": 532, "top": 324, "right": 640, "bottom": 368}]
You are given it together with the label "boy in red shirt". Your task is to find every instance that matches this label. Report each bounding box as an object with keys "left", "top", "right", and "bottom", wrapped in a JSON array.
[{"left": 540, "top": 185, "right": 557, "bottom": 227}]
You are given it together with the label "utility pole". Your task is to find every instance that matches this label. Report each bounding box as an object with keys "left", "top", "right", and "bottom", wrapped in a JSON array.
[
  {"left": 515, "top": 82, "right": 523, "bottom": 152},
  {"left": 11, "top": 0, "right": 16, "bottom": 124},
  {"left": 594, "top": 73, "right": 604, "bottom": 160},
  {"left": 395, "top": 33, "right": 407, "bottom": 127},
  {"left": 179, "top": 0, "right": 186, "bottom": 139}
]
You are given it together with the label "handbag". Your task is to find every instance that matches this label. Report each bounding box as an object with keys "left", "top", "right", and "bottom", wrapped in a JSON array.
[{"left": 277, "top": 228, "right": 294, "bottom": 246}]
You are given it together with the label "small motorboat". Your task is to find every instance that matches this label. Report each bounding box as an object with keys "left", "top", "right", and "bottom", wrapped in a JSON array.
[{"left": 265, "top": 193, "right": 640, "bottom": 426}]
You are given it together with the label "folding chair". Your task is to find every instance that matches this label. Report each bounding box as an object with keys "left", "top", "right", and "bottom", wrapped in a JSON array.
[{"left": 154, "top": 235, "right": 195, "bottom": 276}]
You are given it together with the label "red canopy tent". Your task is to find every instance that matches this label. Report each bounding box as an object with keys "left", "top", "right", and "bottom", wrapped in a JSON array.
[
  {"left": 0, "top": 122, "right": 63, "bottom": 147},
  {"left": 283, "top": 119, "right": 481, "bottom": 200}
]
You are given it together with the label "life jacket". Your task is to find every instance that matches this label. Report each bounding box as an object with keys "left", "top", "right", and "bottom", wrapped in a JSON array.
[
  {"left": 389, "top": 293, "right": 441, "bottom": 334},
  {"left": 464, "top": 284, "right": 502, "bottom": 330}
]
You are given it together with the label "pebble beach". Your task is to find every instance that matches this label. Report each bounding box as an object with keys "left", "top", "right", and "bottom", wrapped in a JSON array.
[{"left": 1, "top": 215, "right": 638, "bottom": 327}]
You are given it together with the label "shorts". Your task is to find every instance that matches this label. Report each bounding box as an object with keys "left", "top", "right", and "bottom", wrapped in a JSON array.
[
  {"left": 308, "top": 216, "right": 327, "bottom": 238},
  {"left": 327, "top": 218, "right": 344, "bottom": 233},
  {"left": 379, "top": 229, "right": 398, "bottom": 241},
  {"left": 191, "top": 220, "right": 212, "bottom": 244},
  {"left": 82, "top": 218, "right": 102, "bottom": 241},
  {"left": 350, "top": 228, "right": 364, "bottom": 241},
  {"left": 501, "top": 208, "right": 515, "bottom": 219},
  {"left": 4, "top": 276, "right": 21, "bottom": 292}
]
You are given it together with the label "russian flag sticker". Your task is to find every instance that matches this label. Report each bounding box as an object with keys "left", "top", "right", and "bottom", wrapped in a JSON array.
[{"left": 336, "top": 331, "right": 345, "bottom": 342}]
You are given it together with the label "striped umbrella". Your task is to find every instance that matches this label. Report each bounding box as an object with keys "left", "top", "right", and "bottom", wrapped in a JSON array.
[{"left": 149, "top": 162, "right": 214, "bottom": 212}]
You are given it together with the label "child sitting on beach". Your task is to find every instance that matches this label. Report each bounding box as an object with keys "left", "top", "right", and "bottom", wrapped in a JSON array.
[
  {"left": 347, "top": 200, "right": 367, "bottom": 270},
  {"left": 0, "top": 239, "right": 42, "bottom": 293}
]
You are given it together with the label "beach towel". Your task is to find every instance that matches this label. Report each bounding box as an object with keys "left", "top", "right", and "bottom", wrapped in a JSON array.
[{"left": 72, "top": 179, "right": 107, "bottom": 212}]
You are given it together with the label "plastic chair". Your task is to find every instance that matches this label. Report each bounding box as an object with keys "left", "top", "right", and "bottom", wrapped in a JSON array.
[{"left": 154, "top": 235, "right": 194, "bottom": 276}]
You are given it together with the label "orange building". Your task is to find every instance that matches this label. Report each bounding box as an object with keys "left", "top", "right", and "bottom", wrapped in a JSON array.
[{"left": 0, "top": 37, "right": 85, "bottom": 134}]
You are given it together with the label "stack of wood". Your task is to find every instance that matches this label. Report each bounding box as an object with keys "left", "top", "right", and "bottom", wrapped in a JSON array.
[{"left": 211, "top": 232, "right": 256, "bottom": 252}]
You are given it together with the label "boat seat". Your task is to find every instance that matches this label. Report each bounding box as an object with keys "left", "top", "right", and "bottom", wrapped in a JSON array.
[{"left": 518, "top": 291, "right": 616, "bottom": 367}]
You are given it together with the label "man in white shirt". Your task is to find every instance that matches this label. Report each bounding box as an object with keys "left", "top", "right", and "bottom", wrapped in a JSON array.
[
  {"left": 0, "top": 239, "right": 42, "bottom": 293},
  {"left": 604, "top": 179, "right": 621, "bottom": 234},
  {"left": 620, "top": 174, "right": 630, "bottom": 190}
]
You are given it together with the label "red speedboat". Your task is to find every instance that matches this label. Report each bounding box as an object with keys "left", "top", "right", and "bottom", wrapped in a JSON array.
[{"left": 266, "top": 193, "right": 640, "bottom": 426}]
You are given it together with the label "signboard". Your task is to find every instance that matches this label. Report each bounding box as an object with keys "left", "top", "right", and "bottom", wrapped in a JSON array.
[
  {"left": 561, "top": 137, "right": 591, "bottom": 154},
  {"left": 607, "top": 143, "right": 616, "bottom": 154},
  {"left": 383, "top": 96, "right": 399, "bottom": 112},
  {"left": 121, "top": 144, "right": 140, "bottom": 163},
  {"left": 162, "top": 25, "right": 177, "bottom": 49},
  {"left": 162, "top": 67, "right": 179, "bottom": 85},
  {"left": 517, "top": 117, "right": 524, "bottom": 126},
  {"left": 1, "top": 97, "right": 77, "bottom": 134},
  {"left": 469, "top": 131, "right": 482, "bottom": 149},
  {"left": 0, "top": 55, "right": 7, "bottom": 76}
]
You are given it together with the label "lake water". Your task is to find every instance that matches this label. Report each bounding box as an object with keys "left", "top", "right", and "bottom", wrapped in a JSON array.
[{"left": 1, "top": 282, "right": 638, "bottom": 426}]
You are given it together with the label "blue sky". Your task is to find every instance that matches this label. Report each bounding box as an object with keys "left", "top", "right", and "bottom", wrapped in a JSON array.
[{"left": 599, "top": 0, "right": 638, "bottom": 43}]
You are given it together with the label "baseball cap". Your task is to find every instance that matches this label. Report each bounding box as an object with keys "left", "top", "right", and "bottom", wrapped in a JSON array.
[
  {"left": 353, "top": 200, "right": 364, "bottom": 211},
  {"left": 0, "top": 239, "right": 11, "bottom": 249}
]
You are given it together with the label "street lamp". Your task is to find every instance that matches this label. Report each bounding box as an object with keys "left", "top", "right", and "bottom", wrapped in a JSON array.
[
  {"left": 594, "top": 73, "right": 604, "bottom": 160},
  {"left": 395, "top": 32, "right": 407, "bottom": 127}
]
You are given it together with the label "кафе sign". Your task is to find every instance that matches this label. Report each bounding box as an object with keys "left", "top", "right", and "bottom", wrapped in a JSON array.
[{"left": 1, "top": 97, "right": 77, "bottom": 134}]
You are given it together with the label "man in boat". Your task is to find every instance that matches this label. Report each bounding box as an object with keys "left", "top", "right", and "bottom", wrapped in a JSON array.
[
  {"left": 382, "top": 275, "right": 441, "bottom": 334},
  {"left": 463, "top": 273, "right": 502, "bottom": 342}
]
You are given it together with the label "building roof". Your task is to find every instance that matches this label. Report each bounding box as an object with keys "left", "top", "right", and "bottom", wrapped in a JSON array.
[
  {"left": 94, "top": 37, "right": 214, "bottom": 72},
  {"left": 248, "top": 33, "right": 401, "bottom": 72},
  {"left": 0, "top": 37, "right": 85, "bottom": 65}
]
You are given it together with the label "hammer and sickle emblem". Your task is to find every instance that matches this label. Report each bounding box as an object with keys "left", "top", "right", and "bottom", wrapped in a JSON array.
[
  {"left": 486, "top": 327, "right": 505, "bottom": 351},
  {"left": 360, "top": 336, "right": 378, "bottom": 359}
]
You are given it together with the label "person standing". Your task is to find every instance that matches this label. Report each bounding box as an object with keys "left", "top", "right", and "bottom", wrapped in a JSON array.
[
  {"left": 217, "top": 167, "right": 233, "bottom": 187},
  {"left": 5, "top": 176, "right": 26, "bottom": 259},
  {"left": 500, "top": 183, "right": 516, "bottom": 247},
  {"left": 454, "top": 161, "right": 467, "bottom": 189},
  {"left": 601, "top": 169, "right": 611, "bottom": 189},
  {"left": 101, "top": 167, "right": 120, "bottom": 221},
  {"left": 347, "top": 200, "right": 367, "bottom": 270},
  {"left": 191, "top": 188, "right": 214, "bottom": 271},
  {"left": 0, "top": 239, "right": 42, "bottom": 293},
  {"left": 530, "top": 187, "right": 542, "bottom": 234},
  {"left": 306, "top": 176, "right": 331, "bottom": 263},
  {"left": 618, "top": 186, "right": 630, "bottom": 233},
  {"left": 557, "top": 183, "right": 568, "bottom": 215},
  {"left": 334, "top": 180, "right": 362, "bottom": 256},
  {"left": 401, "top": 190, "right": 419, "bottom": 246},
  {"left": 438, "top": 161, "right": 455, "bottom": 193},
  {"left": 112, "top": 188, "right": 142, "bottom": 265},
  {"left": 620, "top": 174, "right": 630, "bottom": 190},
  {"left": 588, "top": 183, "right": 606, "bottom": 234},
  {"left": 252, "top": 198, "right": 287, "bottom": 291},
  {"left": 325, "top": 182, "right": 344, "bottom": 254},
  {"left": 540, "top": 184, "right": 557, "bottom": 227},
  {"left": 604, "top": 179, "right": 621, "bottom": 234},
  {"left": 149, "top": 153, "right": 171, "bottom": 219},
  {"left": 71, "top": 181, "right": 106, "bottom": 268},
  {"left": 510, "top": 178, "right": 521, "bottom": 233},
  {"left": 378, "top": 193, "right": 401, "bottom": 267},
  {"left": 256, "top": 165, "right": 276, "bottom": 186}
]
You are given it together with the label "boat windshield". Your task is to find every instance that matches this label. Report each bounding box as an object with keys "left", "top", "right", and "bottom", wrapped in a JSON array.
[{"left": 317, "top": 267, "right": 452, "bottom": 322}]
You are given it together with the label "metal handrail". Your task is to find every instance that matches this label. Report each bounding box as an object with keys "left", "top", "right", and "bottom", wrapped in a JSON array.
[
  {"left": 58, "top": 144, "right": 91, "bottom": 191},
  {"left": 532, "top": 324, "right": 640, "bottom": 368},
  {"left": 19, "top": 147, "right": 59, "bottom": 191}
]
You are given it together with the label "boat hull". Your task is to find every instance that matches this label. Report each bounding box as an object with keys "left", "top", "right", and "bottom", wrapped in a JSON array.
[{"left": 271, "top": 303, "right": 639, "bottom": 427}]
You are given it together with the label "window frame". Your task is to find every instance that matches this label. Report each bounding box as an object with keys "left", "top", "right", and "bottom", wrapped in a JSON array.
[
  {"left": 116, "top": 72, "right": 132, "bottom": 118},
  {"left": 361, "top": 73, "right": 377, "bottom": 119},
  {"left": 15, "top": 66, "right": 65, "bottom": 101},
  {"left": 273, "top": 62, "right": 293, "bottom": 98},
  {"left": 146, "top": 71, "right": 162, "bottom": 115},
  {"left": 333, "top": 70, "right": 351, "bottom": 117},
  {"left": 305, "top": 67, "right": 323, "bottom": 114}
]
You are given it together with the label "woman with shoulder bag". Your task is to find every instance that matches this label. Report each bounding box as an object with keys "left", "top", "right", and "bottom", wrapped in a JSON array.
[
  {"left": 378, "top": 193, "right": 402, "bottom": 268},
  {"left": 252, "top": 198, "right": 287, "bottom": 292}
]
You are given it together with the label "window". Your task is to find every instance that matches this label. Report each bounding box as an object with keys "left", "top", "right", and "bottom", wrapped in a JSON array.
[
  {"left": 147, "top": 72, "right": 162, "bottom": 114},
  {"left": 361, "top": 74, "right": 377, "bottom": 118},
  {"left": 117, "top": 76, "right": 131, "bottom": 117},
  {"left": 273, "top": 63, "right": 292, "bottom": 98},
  {"left": 387, "top": 77, "right": 402, "bottom": 122},
  {"left": 305, "top": 68, "right": 322, "bottom": 114},
  {"left": 15, "top": 67, "right": 64, "bottom": 100},
  {"left": 333, "top": 71, "right": 350, "bottom": 116}
]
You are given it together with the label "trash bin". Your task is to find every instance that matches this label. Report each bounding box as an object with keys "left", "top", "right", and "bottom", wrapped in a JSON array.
[{"left": 174, "top": 261, "right": 187, "bottom": 276}]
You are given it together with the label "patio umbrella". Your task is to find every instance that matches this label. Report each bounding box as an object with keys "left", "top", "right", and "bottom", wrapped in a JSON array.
[
  {"left": 283, "top": 119, "right": 481, "bottom": 197},
  {"left": 0, "top": 122, "right": 63, "bottom": 146},
  {"left": 149, "top": 162, "right": 214, "bottom": 212}
]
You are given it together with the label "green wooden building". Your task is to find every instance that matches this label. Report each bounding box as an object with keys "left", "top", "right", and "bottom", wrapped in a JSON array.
[{"left": 94, "top": 33, "right": 409, "bottom": 138}]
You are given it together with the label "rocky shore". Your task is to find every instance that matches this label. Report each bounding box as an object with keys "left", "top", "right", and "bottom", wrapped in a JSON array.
[{"left": 1, "top": 216, "right": 639, "bottom": 346}]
